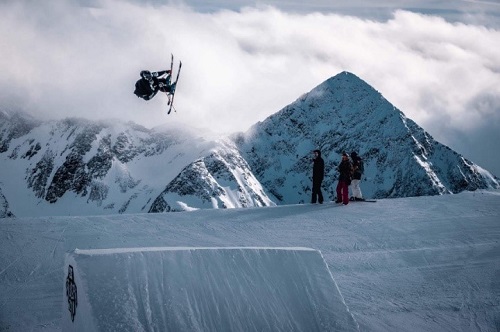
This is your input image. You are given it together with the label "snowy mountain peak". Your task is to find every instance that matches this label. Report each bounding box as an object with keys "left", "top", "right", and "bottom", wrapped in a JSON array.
[
  {"left": 236, "top": 72, "right": 499, "bottom": 203},
  {"left": 302, "top": 70, "right": 386, "bottom": 115},
  {"left": 247, "top": 70, "right": 399, "bottom": 142},
  {"left": 317, "top": 71, "right": 372, "bottom": 92}
]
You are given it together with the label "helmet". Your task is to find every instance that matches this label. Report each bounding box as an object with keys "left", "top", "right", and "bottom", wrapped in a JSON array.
[{"left": 140, "top": 70, "right": 152, "bottom": 80}]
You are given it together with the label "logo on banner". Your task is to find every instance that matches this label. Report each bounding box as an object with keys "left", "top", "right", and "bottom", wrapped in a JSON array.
[{"left": 66, "top": 265, "right": 78, "bottom": 322}]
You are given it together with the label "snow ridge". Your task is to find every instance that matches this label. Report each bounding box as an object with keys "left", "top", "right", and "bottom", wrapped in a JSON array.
[{"left": 150, "top": 139, "right": 275, "bottom": 212}]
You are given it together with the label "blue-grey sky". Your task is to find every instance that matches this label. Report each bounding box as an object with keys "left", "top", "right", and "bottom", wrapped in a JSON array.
[{"left": 1, "top": 0, "right": 499, "bottom": 176}]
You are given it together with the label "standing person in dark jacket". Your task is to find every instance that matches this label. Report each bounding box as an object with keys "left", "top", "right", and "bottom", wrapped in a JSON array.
[
  {"left": 311, "top": 150, "right": 325, "bottom": 204},
  {"left": 336, "top": 152, "right": 352, "bottom": 205}
]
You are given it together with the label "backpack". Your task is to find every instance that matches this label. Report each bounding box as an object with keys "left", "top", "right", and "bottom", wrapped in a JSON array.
[
  {"left": 134, "top": 79, "right": 152, "bottom": 100},
  {"left": 352, "top": 157, "right": 363, "bottom": 180},
  {"left": 357, "top": 158, "right": 364, "bottom": 174}
]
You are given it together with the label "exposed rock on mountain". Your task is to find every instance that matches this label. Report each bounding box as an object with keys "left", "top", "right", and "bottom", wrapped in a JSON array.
[
  {"left": 0, "top": 187, "right": 14, "bottom": 218},
  {"left": 0, "top": 114, "right": 209, "bottom": 216},
  {"left": 150, "top": 140, "right": 275, "bottom": 212}
]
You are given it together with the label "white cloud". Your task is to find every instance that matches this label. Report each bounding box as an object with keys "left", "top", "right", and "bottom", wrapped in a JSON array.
[{"left": 1, "top": 1, "right": 499, "bottom": 173}]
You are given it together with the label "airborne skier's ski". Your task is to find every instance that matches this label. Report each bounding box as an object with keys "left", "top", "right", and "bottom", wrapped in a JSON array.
[
  {"left": 166, "top": 54, "right": 174, "bottom": 105},
  {"left": 168, "top": 54, "right": 173, "bottom": 86},
  {"left": 168, "top": 61, "right": 182, "bottom": 114}
]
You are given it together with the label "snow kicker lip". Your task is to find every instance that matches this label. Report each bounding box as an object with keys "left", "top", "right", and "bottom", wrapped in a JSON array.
[{"left": 63, "top": 247, "right": 359, "bottom": 331}]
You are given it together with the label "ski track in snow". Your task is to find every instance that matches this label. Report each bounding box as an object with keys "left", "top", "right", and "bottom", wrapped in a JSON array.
[{"left": 0, "top": 190, "right": 500, "bottom": 331}]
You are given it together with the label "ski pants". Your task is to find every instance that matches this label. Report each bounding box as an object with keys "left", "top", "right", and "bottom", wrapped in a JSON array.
[
  {"left": 336, "top": 180, "right": 349, "bottom": 204},
  {"left": 311, "top": 178, "right": 324, "bottom": 204},
  {"left": 351, "top": 179, "right": 362, "bottom": 199}
]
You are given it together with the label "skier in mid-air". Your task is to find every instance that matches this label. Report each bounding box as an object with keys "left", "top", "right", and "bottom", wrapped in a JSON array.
[
  {"left": 134, "top": 69, "right": 175, "bottom": 103},
  {"left": 134, "top": 55, "right": 182, "bottom": 114}
]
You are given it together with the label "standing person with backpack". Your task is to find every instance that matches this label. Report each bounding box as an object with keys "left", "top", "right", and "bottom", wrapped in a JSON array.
[
  {"left": 350, "top": 151, "right": 364, "bottom": 201},
  {"left": 311, "top": 149, "right": 325, "bottom": 204},
  {"left": 336, "top": 152, "right": 352, "bottom": 205}
]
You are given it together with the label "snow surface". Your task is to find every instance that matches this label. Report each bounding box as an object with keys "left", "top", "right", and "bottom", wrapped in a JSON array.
[
  {"left": 1, "top": 190, "right": 500, "bottom": 331},
  {"left": 63, "top": 247, "right": 358, "bottom": 331}
]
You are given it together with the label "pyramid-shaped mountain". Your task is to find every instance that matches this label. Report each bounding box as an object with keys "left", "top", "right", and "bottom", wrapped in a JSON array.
[{"left": 234, "top": 71, "right": 499, "bottom": 203}]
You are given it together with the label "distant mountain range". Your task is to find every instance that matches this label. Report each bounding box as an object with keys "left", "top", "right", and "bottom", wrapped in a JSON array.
[{"left": 1, "top": 72, "right": 498, "bottom": 217}]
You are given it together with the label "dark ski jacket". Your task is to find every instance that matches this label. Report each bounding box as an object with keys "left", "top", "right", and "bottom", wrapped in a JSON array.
[
  {"left": 338, "top": 159, "right": 352, "bottom": 183},
  {"left": 312, "top": 153, "right": 325, "bottom": 182},
  {"left": 352, "top": 157, "right": 363, "bottom": 180},
  {"left": 134, "top": 70, "right": 171, "bottom": 100}
]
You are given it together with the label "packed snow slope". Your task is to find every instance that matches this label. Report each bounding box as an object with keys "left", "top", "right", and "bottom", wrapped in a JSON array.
[
  {"left": 1, "top": 190, "right": 499, "bottom": 331},
  {"left": 63, "top": 247, "right": 358, "bottom": 331}
]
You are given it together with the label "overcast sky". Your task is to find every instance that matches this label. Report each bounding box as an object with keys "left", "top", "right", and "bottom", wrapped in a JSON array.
[{"left": 1, "top": 0, "right": 499, "bottom": 176}]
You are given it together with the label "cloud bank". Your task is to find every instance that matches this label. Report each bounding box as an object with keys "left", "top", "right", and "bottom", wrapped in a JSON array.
[{"left": 1, "top": 1, "right": 499, "bottom": 174}]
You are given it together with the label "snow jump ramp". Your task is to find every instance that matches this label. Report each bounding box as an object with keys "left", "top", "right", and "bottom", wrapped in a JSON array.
[{"left": 63, "top": 247, "right": 359, "bottom": 331}]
